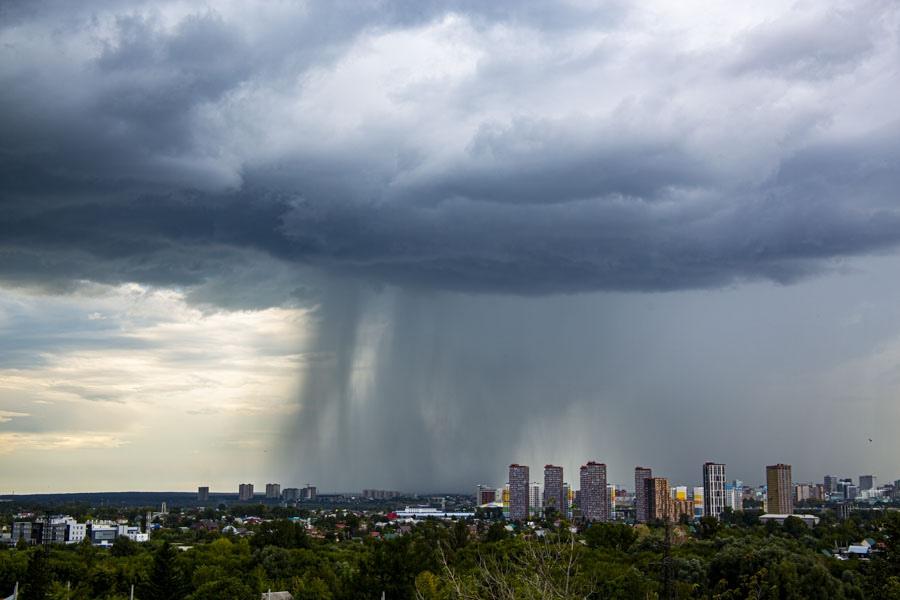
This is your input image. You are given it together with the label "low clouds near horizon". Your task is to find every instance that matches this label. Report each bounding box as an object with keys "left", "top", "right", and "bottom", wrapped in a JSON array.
[{"left": 2, "top": 0, "right": 900, "bottom": 492}]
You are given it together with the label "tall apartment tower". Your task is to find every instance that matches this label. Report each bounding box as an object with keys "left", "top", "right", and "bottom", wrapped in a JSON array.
[
  {"left": 859, "top": 475, "right": 876, "bottom": 491},
  {"left": 823, "top": 475, "right": 837, "bottom": 494},
  {"left": 265, "top": 483, "right": 281, "bottom": 499},
  {"left": 508, "top": 464, "right": 530, "bottom": 521},
  {"left": 238, "top": 483, "right": 254, "bottom": 502},
  {"left": 646, "top": 477, "right": 671, "bottom": 521},
  {"left": 702, "top": 462, "right": 727, "bottom": 520},
  {"left": 529, "top": 483, "right": 542, "bottom": 515},
  {"left": 197, "top": 486, "right": 209, "bottom": 502},
  {"left": 579, "top": 461, "right": 608, "bottom": 522},
  {"left": 543, "top": 465, "right": 565, "bottom": 515},
  {"left": 766, "top": 464, "right": 793, "bottom": 514},
  {"left": 634, "top": 467, "right": 652, "bottom": 523}
]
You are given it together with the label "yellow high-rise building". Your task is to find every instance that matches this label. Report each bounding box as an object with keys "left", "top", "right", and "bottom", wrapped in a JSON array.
[{"left": 766, "top": 464, "right": 793, "bottom": 515}]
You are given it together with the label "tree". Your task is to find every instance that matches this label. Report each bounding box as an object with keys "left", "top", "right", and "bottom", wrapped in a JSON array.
[
  {"left": 20, "top": 549, "right": 51, "bottom": 600},
  {"left": 259, "top": 545, "right": 292, "bottom": 580},
  {"left": 142, "top": 542, "right": 187, "bottom": 600},
  {"left": 251, "top": 520, "right": 310, "bottom": 549},
  {"left": 882, "top": 511, "right": 900, "bottom": 574},
  {"left": 187, "top": 577, "right": 253, "bottom": 600},
  {"left": 782, "top": 516, "right": 807, "bottom": 539},
  {"left": 698, "top": 516, "right": 720, "bottom": 540},
  {"left": 583, "top": 523, "right": 637, "bottom": 552},
  {"left": 451, "top": 519, "right": 469, "bottom": 550},
  {"left": 485, "top": 522, "right": 509, "bottom": 543},
  {"left": 433, "top": 534, "right": 595, "bottom": 599},
  {"left": 293, "top": 576, "right": 334, "bottom": 600},
  {"left": 110, "top": 535, "right": 138, "bottom": 557}
]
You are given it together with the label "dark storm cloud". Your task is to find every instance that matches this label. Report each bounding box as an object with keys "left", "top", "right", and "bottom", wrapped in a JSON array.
[
  {"left": 6, "top": 0, "right": 900, "bottom": 493},
  {"left": 2, "top": 0, "right": 900, "bottom": 302}
]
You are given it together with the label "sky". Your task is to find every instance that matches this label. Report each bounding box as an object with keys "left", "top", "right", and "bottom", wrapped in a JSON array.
[{"left": 1, "top": 0, "right": 900, "bottom": 493}]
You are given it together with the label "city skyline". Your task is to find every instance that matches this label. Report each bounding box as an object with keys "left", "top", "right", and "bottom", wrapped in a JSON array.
[{"left": 3, "top": 1, "right": 900, "bottom": 493}]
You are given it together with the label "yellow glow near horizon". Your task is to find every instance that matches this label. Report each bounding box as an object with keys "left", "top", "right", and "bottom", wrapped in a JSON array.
[{"left": 0, "top": 283, "right": 312, "bottom": 493}]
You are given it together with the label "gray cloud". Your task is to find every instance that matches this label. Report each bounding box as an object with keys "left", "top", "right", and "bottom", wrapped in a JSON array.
[
  {"left": 1, "top": 0, "right": 899, "bottom": 302},
  {"left": 4, "top": 0, "right": 900, "bottom": 492}
]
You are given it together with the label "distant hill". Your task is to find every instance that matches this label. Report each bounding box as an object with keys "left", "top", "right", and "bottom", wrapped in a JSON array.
[{"left": 0, "top": 491, "right": 239, "bottom": 508}]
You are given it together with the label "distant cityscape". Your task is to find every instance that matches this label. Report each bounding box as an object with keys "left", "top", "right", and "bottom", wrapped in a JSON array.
[
  {"left": 2, "top": 459, "right": 892, "bottom": 550},
  {"left": 466, "top": 461, "right": 882, "bottom": 527}
]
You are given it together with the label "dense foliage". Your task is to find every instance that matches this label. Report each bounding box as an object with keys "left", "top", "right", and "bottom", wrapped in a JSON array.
[{"left": 0, "top": 509, "right": 898, "bottom": 599}]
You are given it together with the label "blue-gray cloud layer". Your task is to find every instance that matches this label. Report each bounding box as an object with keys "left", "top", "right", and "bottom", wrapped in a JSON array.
[{"left": 2, "top": 0, "right": 900, "bottom": 301}]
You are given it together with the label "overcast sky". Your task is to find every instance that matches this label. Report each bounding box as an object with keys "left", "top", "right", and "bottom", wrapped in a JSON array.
[{"left": 2, "top": 0, "right": 900, "bottom": 493}]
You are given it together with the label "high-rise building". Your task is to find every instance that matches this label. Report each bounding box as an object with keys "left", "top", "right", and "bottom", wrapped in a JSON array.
[
  {"left": 529, "top": 483, "right": 542, "bottom": 515},
  {"left": 238, "top": 483, "right": 254, "bottom": 502},
  {"left": 646, "top": 477, "right": 671, "bottom": 521},
  {"left": 672, "top": 486, "right": 688, "bottom": 501},
  {"left": 813, "top": 484, "right": 826, "bottom": 500},
  {"left": 859, "top": 475, "right": 876, "bottom": 491},
  {"left": 197, "top": 486, "right": 209, "bottom": 503},
  {"left": 794, "top": 483, "right": 813, "bottom": 503},
  {"left": 725, "top": 480, "right": 743, "bottom": 511},
  {"left": 702, "top": 462, "right": 727, "bottom": 520},
  {"left": 508, "top": 464, "right": 530, "bottom": 521},
  {"left": 476, "top": 485, "right": 497, "bottom": 505},
  {"left": 265, "top": 483, "right": 281, "bottom": 499},
  {"left": 692, "top": 487, "right": 705, "bottom": 519},
  {"left": 766, "top": 464, "right": 793, "bottom": 514},
  {"left": 823, "top": 475, "right": 837, "bottom": 494},
  {"left": 579, "top": 461, "right": 608, "bottom": 522},
  {"left": 634, "top": 467, "right": 652, "bottom": 523},
  {"left": 282, "top": 488, "right": 300, "bottom": 502},
  {"left": 543, "top": 465, "right": 565, "bottom": 515},
  {"left": 837, "top": 478, "right": 853, "bottom": 499}
]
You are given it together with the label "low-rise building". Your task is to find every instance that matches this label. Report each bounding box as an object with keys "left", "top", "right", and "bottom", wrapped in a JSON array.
[
  {"left": 393, "top": 507, "right": 475, "bottom": 520},
  {"left": 759, "top": 513, "right": 819, "bottom": 527}
]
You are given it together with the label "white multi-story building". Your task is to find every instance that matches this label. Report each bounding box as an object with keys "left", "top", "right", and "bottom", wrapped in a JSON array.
[
  {"left": 725, "top": 480, "right": 743, "bottom": 511},
  {"left": 529, "top": 483, "right": 542, "bottom": 515},
  {"left": 703, "top": 462, "right": 727, "bottom": 520},
  {"left": 118, "top": 525, "right": 149, "bottom": 542},
  {"left": 49, "top": 516, "right": 86, "bottom": 543}
]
